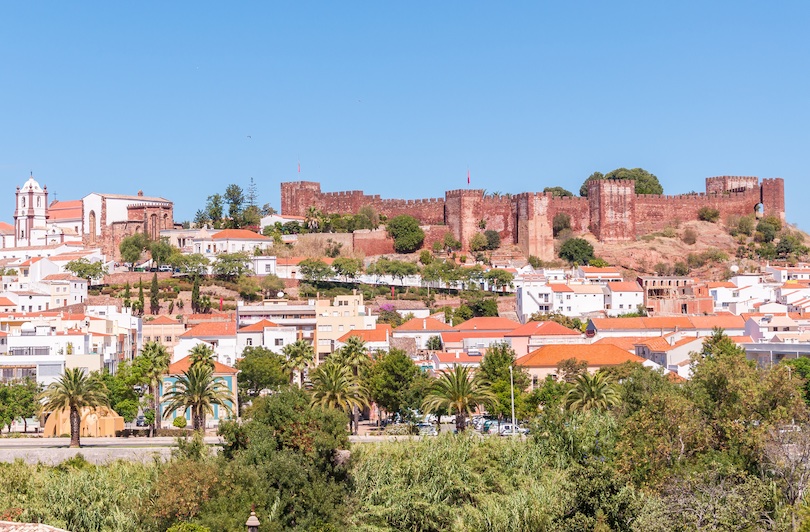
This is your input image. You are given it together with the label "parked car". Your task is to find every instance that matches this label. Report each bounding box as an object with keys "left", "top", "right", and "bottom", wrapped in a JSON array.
[
  {"left": 416, "top": 423, "right": 438, "bottom": 436},
  {"left": 135, "top": 416, "right": 147, "bottom": 427},
  {"left": 499, "top": 424, "right": 529, "bottom": 436}
]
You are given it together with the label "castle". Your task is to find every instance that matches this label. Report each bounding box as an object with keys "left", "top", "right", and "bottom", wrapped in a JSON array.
[
  {"left": 8, "top": 175, "right": 174, "bottom": 260},
  {"left": 281, "top": 176, "right": 785, "bottom": 260}
]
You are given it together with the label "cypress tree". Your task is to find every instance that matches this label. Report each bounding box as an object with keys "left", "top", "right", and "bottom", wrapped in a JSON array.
[
  {"left": 191, "top": 276, "right": 200, "bottom": 313},
  {"left": 138, "top": 279, "right": 145, "bottom": 314},
  {"left": 122, "top": 281, "right": 131, "bottom": 308},
  {"left": 150, "top": 272, "right": 160, "bottom": 315}
]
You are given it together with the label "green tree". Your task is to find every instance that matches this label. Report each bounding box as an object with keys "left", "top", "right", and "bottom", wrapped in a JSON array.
[
  {"left": 162, "top": 365, "right": 234, "bottom": 431},
  {"left": 260, "top": 273, "right": 285, "bottom": 298},
  {"left": 333, "top": 336, "right": 370, "bottom": 434},
  {"left": 178, "top": 253, "right": 210, "bottom": 276},
  {"left": 483, "top": 229, "right": 500, "bottom": 250},
  {"left": 224, "top": 184, "right": 246, "bottom": 228},
  {"left": 469, "top": 232, "right": 488, "bottom": 252},
  {"left": 386, "top": 215, "right": 425, "bottom": 253},
  {"left": 212, "top": 252, "right": 251, "bottom": 280},
  {"left": 483, "top": 268, "right": 514, "bottom": 292},
  {"left": 281, "top": 339, "right": 315, "bottom": 388},
  {"left": 544, "top": 186, "right": 574, "bottom": 197},
  {"left": 581, "top": 167, "right": 663, "bottom": 197},
  {"left": 479, "top": 343, "right": 530, "bottom": 422},
  {"left": 305, "top": 205, "right": 323, "bottom": 232},
  {"left": 122, "top": 281, "right": 131, "bottom": 308},
  {"left": 553, "top": 212, "right": 571, "bottom": 237},
  {"left": 235, "top": 346, "right": 287, "bottom": 406},
  {"left": 236, "top": 275, "right": 261, "bottom": 301},
  {"left": 149, "top": 272, "right": 160, "bottom": 315},
  {"left": 332, "top": 257, "right": 363, "bottom": 281},
  {"left": 119, "top": 233, "right": 149, "bottom": 268},
  {"left": 39, "top": 368, "right": 109, "bottom": 448},
  {"left": 134, "top": 340, "right": 171, "bottom": 436},
  {"left": 422, "top": 365, "right": 496, "bottom": 432},
  {"left": 365, "top": 349, "right": 420, "bottom": 423},
  {"left": 64, "top": 258, "right": 108, "bottom": 284},
  {"left": 299, "top": 258, "right": 334, "bottom": 283},
  {"left": 149, "top": 238, "right": 174, "bottom": 267},
  {"left": 559, "top": 237, "right": 595, "bottom": 265},
  {"left": 189, "top": 343, "right": 216, "bottom": 371},
  {"left": 138, "top": 279, "right": 145, "bottom": 314},
  {"left": 309, "top": 361, "right": 368, "bottom": 430},
  {"left": 191, "top": 276, "right": 200, "bottom": 313},
  {"left": 565, "top": 372, "right": 620, "bottom": 412},
  {"left": 426, "top": 335, "right": 443, "bottom": 351},
  {"left": 0, "top": 379, "right": 40, "bottom": 433}
]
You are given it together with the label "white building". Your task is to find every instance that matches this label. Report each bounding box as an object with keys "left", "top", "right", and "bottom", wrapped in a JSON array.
[{"left": 604, "top": 282, "right": 644, "bottom": 317}]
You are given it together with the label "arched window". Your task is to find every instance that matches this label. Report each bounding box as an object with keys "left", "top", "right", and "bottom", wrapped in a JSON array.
[
  {"left": 21, "top": 197, "right": 25, "bottom": 208},
  {"left": 37, "top": 196, "right": 41, "bottom": 208},
  {"left": 150, "top": 214, "right": 158, "bottom": 240}
]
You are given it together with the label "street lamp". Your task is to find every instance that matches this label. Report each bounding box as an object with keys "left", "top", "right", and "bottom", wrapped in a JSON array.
[
  {"left": 509, "top": 365, "right": 516, "bottom": 435},
  {"left": 246, "top": 510, "right": 260, "bottom": 532}
]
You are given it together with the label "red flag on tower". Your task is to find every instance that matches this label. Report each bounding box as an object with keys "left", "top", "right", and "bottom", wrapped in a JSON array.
[{"left": 298, "top": 161, "right": 301, "bottom": 174}]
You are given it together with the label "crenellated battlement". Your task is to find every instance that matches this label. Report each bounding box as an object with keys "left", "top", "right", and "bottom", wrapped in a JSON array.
[{"left": 280, "top": 175, "right": 785, "bottom": 257}]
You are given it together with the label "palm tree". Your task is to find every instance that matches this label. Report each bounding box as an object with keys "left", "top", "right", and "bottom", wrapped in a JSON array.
[
  {"left": 189, "top": 343, "right": 216, "bottom": 371},
  {"left": 282, "top": 340, "right": 315, "bottom": 388},
  {"left": 564, "top": 372, "right": 620, "bottom": 412},
  {"left": 162, "top": 365, "right": 234, "bottom": 431},
  {"left": 39, "top": 368, "right": 109, "bottom": 448},
  {"left": 309, "top": 361, "right": 368, "bottom": 428},
  {"left": 422, "top": 365, "right": 496, "bottom": 433},
  {"left": 333, "top": 336, "right": 369, "bottom": 434},
  {"left": 305, "top": 206, "right": 323, "bottom": 232},
  {"left": 140, "top": 340, "right": 171, "bottom": 437}
]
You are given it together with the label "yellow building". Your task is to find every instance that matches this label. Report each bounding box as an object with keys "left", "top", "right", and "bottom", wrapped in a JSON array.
[
  {"left": 42, "top": 406, "right": 124, "bottom": 438},
  {"left": 314, "top": 293, "right": 377, "bottom": 362}
]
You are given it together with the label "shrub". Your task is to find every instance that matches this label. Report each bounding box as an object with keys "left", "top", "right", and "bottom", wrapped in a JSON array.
[
  {"left": 483, "top": 229, "right": 501, "bottom": 250},
  {"left": 682, "top": 227, "right": 698, "bottom": 245},
  {"left": 553, "top": 213, "right": 571, "bottom": 237},
  {"left": 386, "top": 215, "right": 425, "bottom": 253},
  {"left": 419, "top": 250, "right": 433, "bottom": 265},
  {"left": 558, "top": 238, "right": 594, "bottom": 265},
  {"left": 528, "top": 255, "right": 542, "bottom": 269},
  {"left": 173, "top": 416, "right": 188, "bottom": 429},
  {"left": 698, "top": 207, "right": 720, "bottom": 222},
  {"left": 674, "top": 261, "right": 689, "bottom": 276},
  {"left": 469, "top": 233, "right": 488, "bottom": 252}
]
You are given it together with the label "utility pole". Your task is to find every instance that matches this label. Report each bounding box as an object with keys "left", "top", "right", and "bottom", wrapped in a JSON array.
[{"left": 509, "top": 365, "right": 516, "bottom": 435}]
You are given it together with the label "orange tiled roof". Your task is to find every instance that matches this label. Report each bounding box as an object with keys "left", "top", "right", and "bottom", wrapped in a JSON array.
[
  {"left": 18, "top": 257, "right": 43, "bottom": 267},
  {"left": 607, "top": 281, "right": 642, "bottom": 292},
  {"left": 441, "top": 331, "right": 507, "bottom": 343},
  {"left": 592, "top": 336, "right": 653, "bottom": 352},
  {"left": 48, "top": 199, "right": 83, "bottom": 220},
  {"left": 396, "top": 317, "right": 456, "bottom": 332},
  {"left": 455, "top": 316, "right": 520, "bottom": 331},
  {"left": 687, "top": 315, "right": 746, "bottom": 330},
  {"left": 707, "top": 281, "right": 736, "bottom": 289},
  {"left": 548, "top": 283, "right": 574, "bottom": 293},
  {"left": 337, "top": 324, "right": 393, "bottom": 343},
  {"left": 180, "top": 321, "right": 237, "bottom": 338},
  {"left": 516, "top": 344, "right": 646, "bottom": 368},
  {"left": 42, "top": 273, "right": 84, "bottom": 282},
  {"left": 238, "top": 319, "right": 281, "bottom": 332},
  {"left": 147, "top": 315, "right": 180, "bottom": 325},
  {"left": 276, "top": 256, "right": 335, "bottom": 266},
  {"left": 0, "top": 297, "right": 15, "bottom": 307},
  {"left": 506, "top": 321, "right": 582, "bottom": 337},
  {"left": 432, "top": 351, "right": 484, "bottom": 364},
  {"left": 579, "top": 266, "right": 622, "bottom": 274},
  {"left": 0, "top": 221, "right": 14, "bottom": 234},
  {"left": 211, "top": 229, "right": 269, "bottom": 241},
  {"left": 168, "top": 355, "right": 238, "bottom": 375}
]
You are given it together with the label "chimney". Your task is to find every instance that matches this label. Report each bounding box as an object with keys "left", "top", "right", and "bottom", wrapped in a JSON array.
[
  {"left": 422, "top": 319, "right": 426, "bottom": 330},
  {"left": 455, "top": 352, "right": 460, "bottom": 359}
]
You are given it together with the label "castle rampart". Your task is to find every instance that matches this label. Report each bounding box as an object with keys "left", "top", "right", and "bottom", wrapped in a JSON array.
[{"left": 280, "top": 176, "right": 785, "bottom": 259}]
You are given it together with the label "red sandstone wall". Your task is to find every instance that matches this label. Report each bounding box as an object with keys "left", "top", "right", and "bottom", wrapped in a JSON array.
[
  {"left": 634, "top": 188, "right": 760, "bottom": 235},
  {"left": 761, "top": 178, "right": 785, "bottom": 221},
  {"left": 352, "top": 229, "right": 395, "bottom": 256},
  {"left": 479, "top": 195, "right": 516, "bottom": 247},
  {"left": 547, "top": 195, "right": 590, "bottom": 233},
  {"left": 589, "top": 180, "right": 636, "bottom": 241}
]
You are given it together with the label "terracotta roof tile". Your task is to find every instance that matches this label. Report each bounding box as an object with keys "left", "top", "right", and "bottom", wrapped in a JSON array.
[
  {"left": 395, "top": 317, "right": 456, "bottom": 332},
  {"left": 210, "top": 229, "right": 270, "bottom": 241},
  {"left": 0, "top": 297, "right": 15, "bottom": 307},
  {"left": 337, "top": 324, "right": 393, "bottom": 343},
  {"left": 180, "top": 321, "right": 237, "bottom": 338},
  {"left": 238, "top": 319, "right": 281, "bottom": 332},
  {"left": 147, "top": 315, "right": 180, "bottom": 325},
  {"left": 516, "top": 344, "right": 646, "bottom": 368},
  {"left": 168, "top": 355, "right": 237, "bottom": 375},
  {"left": 441, "top": 331, "right": 507, "bottom": 342},
  {"left": 506, "top": 321, "right": 582, "bottom": 337},
  {"left": 455, "top": 316, "right": 520, "bottom": 331},
  {"left": 607, "top": 281, "right": 643, "bottom": 292},
  {"left": 432, "top": 351, "right": 484, "bottom": 364},
  {"left": 47, "top": 199, "right": 83, "bottom": 220}
]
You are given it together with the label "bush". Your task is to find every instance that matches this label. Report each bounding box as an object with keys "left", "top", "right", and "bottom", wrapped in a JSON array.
[
  {"left": 558, "top": 238, "right": 594, "bottom": 265},
  {"left": 469, "top": 233, "right": 488, "bottom": 252},
  {"left": 698, "top": 207, "right": 720, "bottom": 222},
  {"left": 386, "top": 215, "right": 425, "bottom": 253},
  {"left": 483, "top": 230, "right": 500, "bottom": 250},
  {"left": 553, "top": 213, "right": 571, "bottom": 237},
  {"left": 173, "top": 416, "right": 188, "bottom": 429},
  {"left": 682, "top": 227, "right": 698, "bottom": 245},
  {"left": 528, "top": 255, "right": 542, "bottom": 269}
]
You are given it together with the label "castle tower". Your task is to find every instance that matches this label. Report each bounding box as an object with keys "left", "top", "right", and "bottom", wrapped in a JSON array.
[
  {"left": 588, "top": 179, "right": 635, "bottom": 242},
  {"left": 14, "top": 174, "right": 49, "bottom": 247}
]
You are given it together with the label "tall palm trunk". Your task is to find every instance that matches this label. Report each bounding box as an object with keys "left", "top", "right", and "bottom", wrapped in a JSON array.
[
  {"left": 151, "top": 384, "right": 160, "bottom": 437},
  {"left": 352, "top": 406, "right": 360, "bottom": 435},
  {"left": 455, "top": 412, "right": 466, "bottom": 433},
  {"left": 69, "top": 406, "right": 81, "bottom": 448}
]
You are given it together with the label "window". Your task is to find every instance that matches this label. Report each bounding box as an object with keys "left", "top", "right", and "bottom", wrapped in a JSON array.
[
  {"left": 246, "top": 338, "right": 253, "bottom": 346},
  {"left": 318, "top": 325, "right": 332, "bottom": 332},
  {"left": 265, "top": 264, "right": 272, "bottom": 273},
  {"left": 145, "top": 336, "right": 151, "bottom": 341},
  {"left": 165, "top": 336, "right": 172, "bottom": 343},
  {"left": 338, "top": 325, "right": 344, "bottom": 332},
  {"left": 275, "top": 338, "right": 283, "bottom": 346}
]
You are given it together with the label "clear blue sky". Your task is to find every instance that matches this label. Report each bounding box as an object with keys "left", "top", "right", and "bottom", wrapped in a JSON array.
[{"left": 2, "top": 3, "right": 808, "bottom": 228}]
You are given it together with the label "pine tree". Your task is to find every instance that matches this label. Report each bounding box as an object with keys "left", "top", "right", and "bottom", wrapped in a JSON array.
[
  {"left": 122, "top": 281, "right": 131, "bottom": 308},
  {"left": 138, "top": 280, "right": 145, "bottom": 314}
]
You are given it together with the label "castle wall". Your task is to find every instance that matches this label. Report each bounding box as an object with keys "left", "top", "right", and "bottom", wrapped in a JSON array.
[{"left": 280, "top": 176, "right": 786, "bottom": 254}]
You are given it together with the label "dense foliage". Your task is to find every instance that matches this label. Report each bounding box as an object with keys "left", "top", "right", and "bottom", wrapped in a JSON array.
[{"left": 6, "top": 332, "right": 810, "bottom": 531}]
